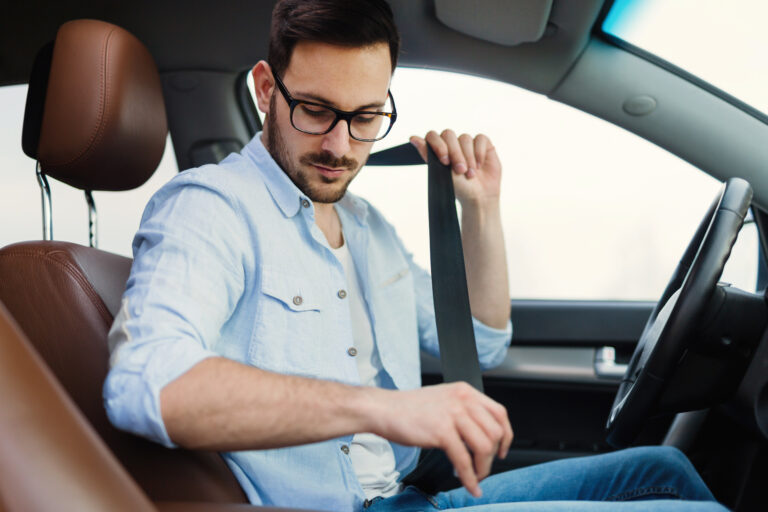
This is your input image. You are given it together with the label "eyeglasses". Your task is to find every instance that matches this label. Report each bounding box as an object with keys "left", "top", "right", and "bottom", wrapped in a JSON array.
[{"left": 272, "top": 73, "right": 397, "bottom": 142}]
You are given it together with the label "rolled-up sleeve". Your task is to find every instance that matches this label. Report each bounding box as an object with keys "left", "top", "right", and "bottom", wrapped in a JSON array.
[
  {"left": 471, "top": 315, "right": 513, "bottom": 369},
  {"left": 103, "top": 172, "right": 248, "bottom": 447}
]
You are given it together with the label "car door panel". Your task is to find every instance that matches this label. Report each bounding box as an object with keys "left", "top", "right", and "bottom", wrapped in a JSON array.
[{"left": 421, "top": 299, "right": 655, "bottom": 469}]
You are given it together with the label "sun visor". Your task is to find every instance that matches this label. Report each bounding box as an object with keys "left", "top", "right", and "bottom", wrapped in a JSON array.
[{"left": 434, "top": 0, "right": 553, "bottom": 46}]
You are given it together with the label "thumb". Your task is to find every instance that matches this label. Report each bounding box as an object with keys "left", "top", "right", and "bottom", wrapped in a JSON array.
[{"left": 410, "top": 136, "right": 428, "bottom": 163}]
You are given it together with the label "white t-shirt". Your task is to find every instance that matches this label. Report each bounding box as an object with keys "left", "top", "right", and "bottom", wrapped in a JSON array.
[{"left": 330, "top": 238, "right": 402, "bottom": 500}]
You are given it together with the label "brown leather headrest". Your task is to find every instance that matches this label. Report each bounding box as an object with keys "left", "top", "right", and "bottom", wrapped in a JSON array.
[{"left": 35, "top": 19, "right": 168, "bottom": 191}]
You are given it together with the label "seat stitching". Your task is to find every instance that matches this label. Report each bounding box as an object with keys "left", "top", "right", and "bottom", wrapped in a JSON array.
[
  {"left": 0, "top": 251, "right": 113, "bottom": 324},
  {"left": 47, "top": 27, "right": 115, "bottom": 170}
]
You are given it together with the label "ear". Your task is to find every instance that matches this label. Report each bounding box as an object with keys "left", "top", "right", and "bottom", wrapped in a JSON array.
[{"left": 251, "top": 61, "right": 274, "bottom": 114}]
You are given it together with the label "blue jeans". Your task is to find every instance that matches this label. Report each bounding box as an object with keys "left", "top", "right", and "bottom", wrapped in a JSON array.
[{"left": 367, "top": 447, "right": 729, "bottom": 511}]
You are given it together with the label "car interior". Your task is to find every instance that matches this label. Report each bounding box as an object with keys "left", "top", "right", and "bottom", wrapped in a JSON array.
[{"left": 1, "top": 1, "right": 767, "bottom": 511}]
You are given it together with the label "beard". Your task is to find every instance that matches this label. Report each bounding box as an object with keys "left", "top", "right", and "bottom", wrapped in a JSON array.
[{"left": 264, "top": 94, "right": 363, "bottom": 204}]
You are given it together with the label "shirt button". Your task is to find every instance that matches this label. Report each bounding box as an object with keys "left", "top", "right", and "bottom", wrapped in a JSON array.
[
  {"left": 292, "top": 295, "right": 303, "bottom": 306},
  {"left": 340, "top": 444, "right": 350, "bottom": 454},
  {"left": 337, "top": 289, "right": 347, "bottom": 299},
  {"left": 347, "top": 347, "right": 358, "bottom": 357},
  {"left": 301, "top": 199, "right": 310, "bottom": 208}
]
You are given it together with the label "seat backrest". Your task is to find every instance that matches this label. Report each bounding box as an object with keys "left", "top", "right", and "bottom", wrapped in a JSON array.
[
  {"left": 0, "top": 242, "right": 247, "bottom": 502},
  {"left": 0, "top": 300, "right": 156, "bottom": 512},
  {"left": 1, "top": 19, "right": 247, "bottom": 504}
]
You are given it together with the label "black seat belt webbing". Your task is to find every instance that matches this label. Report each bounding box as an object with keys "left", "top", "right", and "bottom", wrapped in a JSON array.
[
  {"left": 367, "top": 142, "right": 485, "bottom": 492},
  {"left": 367, "top": 142, "right": 484, "bottom": 390},
  {"left": 365, "top": 142, "right": 425, "bottom": 166},
  {"left": 426, "top": 145, "right": 483, "bottom": 392}
]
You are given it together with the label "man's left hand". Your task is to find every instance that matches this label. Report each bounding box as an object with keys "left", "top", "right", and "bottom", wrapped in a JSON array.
[{"left": 410, "top": 130, "right": 502, "bottom": 207}]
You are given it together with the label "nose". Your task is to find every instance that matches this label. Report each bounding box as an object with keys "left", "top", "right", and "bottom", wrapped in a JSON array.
[{"left": 321, "top": 119, "right": 351, "bottom": 158}]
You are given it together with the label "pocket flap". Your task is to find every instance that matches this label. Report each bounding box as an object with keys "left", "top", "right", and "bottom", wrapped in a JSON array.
[{"left": 261, "top": 268, "right": 322, "bottom": 312}]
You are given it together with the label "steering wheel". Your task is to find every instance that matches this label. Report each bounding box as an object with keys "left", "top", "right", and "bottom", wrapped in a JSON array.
[{"left": 606, "top": 177, "right": 753, "bottom": 448}]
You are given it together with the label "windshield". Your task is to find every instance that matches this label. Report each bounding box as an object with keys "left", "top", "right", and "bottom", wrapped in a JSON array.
[{"left": 603, "top": 0, "right": 768, "bottom": 116}]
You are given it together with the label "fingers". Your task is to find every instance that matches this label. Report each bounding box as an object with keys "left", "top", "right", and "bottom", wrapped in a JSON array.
[
  {"left": 415, "top": 130, "right": 494, "bottom": 179},
  {"left": 498, "top": 407, "right": 513, "bottom": 458},
  {"left": 473, "top": 134, "right": 490, "bottom": 168},
  {"left": 424, "top": 130, "right": 451, "bottom": 166},
  {"left": 474, "top": 133, "right": 500, "bottom": 174},
  {"left": 444, "top": 383, "right": 510, "bottom": 494},
  {"left": 458, "top": 133, "right": 476, "bottom": 179},
  {"left": 477, "top": 393, "right": 513, "bottom": 458},
  {"left": 380, "top": 383, "right": 511, "bottom": 499},
  {"left": 441, "top": 130, "right": 468, "bottom": 176},
  {"left": 468, "top": 402, "right": 503, "bottom": 462},
  {"left": 456, "top": 413, "right": 495, "bottom": 482},
  {"left": 409, "top": 136, "right": 427, "bottom": 163},
  {"left": 442, "top": 430, "right": 482, "bottom": 498}
]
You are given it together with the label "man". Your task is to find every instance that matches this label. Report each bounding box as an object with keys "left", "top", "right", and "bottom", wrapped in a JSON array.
[{"left": 104, "top": 1, "right": 727, "bottom": 511}]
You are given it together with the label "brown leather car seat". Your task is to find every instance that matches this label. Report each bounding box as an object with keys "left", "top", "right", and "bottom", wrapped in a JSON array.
[
  {"left": 0, "top": 19, "right": 247, "bottom": 504},
  {"left": 0, "top": 301, "right": 316, "bottom": 512},
  {"left": 0, "top": 301, "right": 156, "bottom": 512}
]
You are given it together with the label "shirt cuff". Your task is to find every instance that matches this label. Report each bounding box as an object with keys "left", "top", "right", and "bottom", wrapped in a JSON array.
[
  {"left": 472, "top": 316, "right": 513, "bottom": 370},
  {"left": 104, "top": 341, "right": 216, "bottom": 448}
]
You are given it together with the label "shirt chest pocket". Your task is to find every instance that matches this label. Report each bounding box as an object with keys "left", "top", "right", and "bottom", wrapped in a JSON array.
[
  {"left": 369, "top": 266, "right": 421, "bottom": 389},
  {"left": 249, "top": 269, "right": 326, "bottom": 376}
]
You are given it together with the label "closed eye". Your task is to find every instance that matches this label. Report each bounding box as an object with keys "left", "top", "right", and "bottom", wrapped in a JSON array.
[
  {"left": 299, "top": 104, "right": 333, "bottom": 118},
  {"left": 353, "top": 114, "right": 378, "bottom": 124}
]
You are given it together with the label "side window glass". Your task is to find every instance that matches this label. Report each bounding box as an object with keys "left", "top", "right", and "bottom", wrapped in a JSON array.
[
  {"left": 344, "top": 68, "right": 759, "bottom": 300},
  {"left": 0, "top": 84, "right": 178, "bottom": 257}
]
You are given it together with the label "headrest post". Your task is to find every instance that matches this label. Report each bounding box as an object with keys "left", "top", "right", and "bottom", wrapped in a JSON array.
[
  {"left": 35, "top": 162, "right": 53, "bottom": 240},
  {"left": 85, "top": 190, "right": 98, "bottom": 248}
]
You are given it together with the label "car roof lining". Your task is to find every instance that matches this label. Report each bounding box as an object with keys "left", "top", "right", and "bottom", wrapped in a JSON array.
[
  {"left": 550, "top": 38, "right": 768, "bottom": 211},
  {"left": 4, "top": 0, "right": 767, "bottom": 208},
  {"left": 1, "top": 0, "right": 603, "bottom": 95},
  {"left": 434, "top": 0, "right": 554, "bottom": 47}
]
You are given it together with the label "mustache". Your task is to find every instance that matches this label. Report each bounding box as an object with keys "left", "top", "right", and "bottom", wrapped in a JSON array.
[{"left": 300, "top": 151, "right": 359, "bottom": 172}]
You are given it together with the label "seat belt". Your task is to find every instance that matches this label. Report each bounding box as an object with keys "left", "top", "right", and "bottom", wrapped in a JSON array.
[
  {"left": 425, "top": 145, "right": 484, "bottom": 390},
  {"left": 367, "top": 143, "right": 484, "bottom": 492},
  {"left": 367, "top": 142, "right": 483, "bottom": 390}
]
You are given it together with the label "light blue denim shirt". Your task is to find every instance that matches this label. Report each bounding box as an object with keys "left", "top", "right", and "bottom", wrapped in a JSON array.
[{"left": 103, "top": 133, "right": 512, "bottom": 512}]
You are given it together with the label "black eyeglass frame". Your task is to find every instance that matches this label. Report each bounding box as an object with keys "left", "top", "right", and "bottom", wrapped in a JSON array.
[{"left": 272, "top": 73, "right": 397, "bottom": 142}]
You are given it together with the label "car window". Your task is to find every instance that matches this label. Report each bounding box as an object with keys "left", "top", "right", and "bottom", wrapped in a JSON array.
[
  {"left": 324, "top": 68, "right": 758, "bottom": 300},
  {"left": 4, "top": 68, "right": 757, "bottom": 301},
  {"left": 0, "top": 84, "right": 179, "bottom": 257}
]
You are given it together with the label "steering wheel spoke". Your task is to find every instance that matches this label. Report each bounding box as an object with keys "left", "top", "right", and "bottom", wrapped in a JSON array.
[{"left": 606, "top": 178, "right": 753, "bottom": 448}]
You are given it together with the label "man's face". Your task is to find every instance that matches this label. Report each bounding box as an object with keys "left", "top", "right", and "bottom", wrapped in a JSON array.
[{"left": 264, "top": 41, "right": 392, "bottom": 203}]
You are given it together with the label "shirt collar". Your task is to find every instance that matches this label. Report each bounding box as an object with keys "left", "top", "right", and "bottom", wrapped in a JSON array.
[
  {"left": 244, "top": 133, "right": 306, "bottom": 218},
  {"left": 243, "top": 132, "right": 370, "bottom": 225},
  {"left": 337, "top": 193, "right": 369, "bottom": 226}
]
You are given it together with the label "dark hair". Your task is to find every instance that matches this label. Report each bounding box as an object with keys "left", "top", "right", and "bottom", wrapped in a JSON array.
[{"left": 268, "top": 0, "right": 400, "bottom": 77}]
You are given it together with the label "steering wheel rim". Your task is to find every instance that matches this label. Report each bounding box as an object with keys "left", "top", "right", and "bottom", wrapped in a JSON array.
[{"left": 606, "top": 177, "right": 753, "bottom": 448}]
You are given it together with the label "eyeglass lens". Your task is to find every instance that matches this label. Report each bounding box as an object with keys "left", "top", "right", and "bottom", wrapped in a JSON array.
[{"left": 291, "top": 98, "right": 393, "bottom": 141}]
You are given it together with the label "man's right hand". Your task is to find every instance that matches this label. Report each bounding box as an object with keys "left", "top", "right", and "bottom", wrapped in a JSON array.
[
  {"left": 369, "top": 382, "right": 513, "bottom": 498},
  {"left": 161, "top": 358, "right": 512, "bottom": 497}
]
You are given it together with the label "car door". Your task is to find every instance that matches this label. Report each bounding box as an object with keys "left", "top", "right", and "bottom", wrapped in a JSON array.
[
  {"left": 421, "top": 300, "right": 652, "bottom": 471},
  {"left": 344, "top": 65, "right": 763, "bottom": 472}
]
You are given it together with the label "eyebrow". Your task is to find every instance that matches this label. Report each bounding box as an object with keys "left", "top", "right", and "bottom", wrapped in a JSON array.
[{"left": 292, "top": 90, "right": 386, "bottom": 111}]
